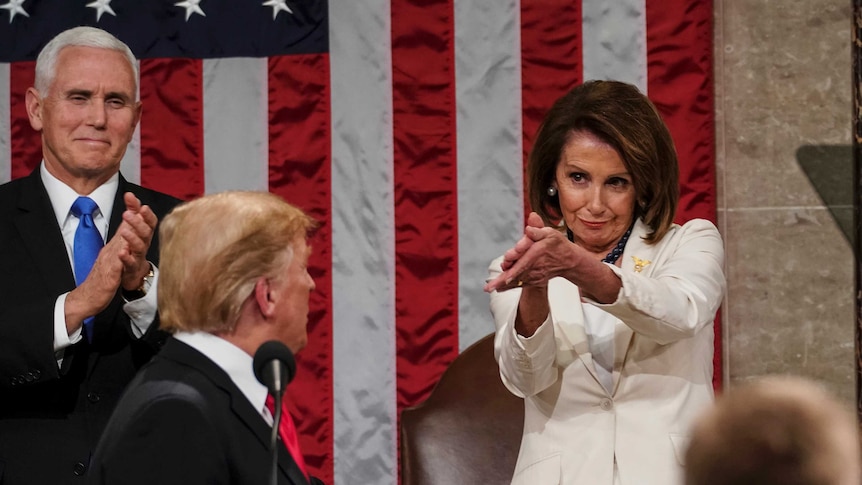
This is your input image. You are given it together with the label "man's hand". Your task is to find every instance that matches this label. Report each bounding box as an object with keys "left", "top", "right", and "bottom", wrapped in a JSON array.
[
  {"left": 116, "top": 192, "right": 158, "bottom": 291},
  {"left": 64, "top": 231, "right": 126, "bottom": 333},
  {"left": 64, "top": 193, "right": 159, "bottom": 334}
]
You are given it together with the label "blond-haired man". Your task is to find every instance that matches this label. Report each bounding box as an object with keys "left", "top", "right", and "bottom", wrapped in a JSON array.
[{"left": 90, "top": 191, "right": 323, "bottom": 485}]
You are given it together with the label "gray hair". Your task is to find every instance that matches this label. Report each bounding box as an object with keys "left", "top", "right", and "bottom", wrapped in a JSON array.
[{"left": 34, "top": 26, "right": 139, "bottom": 98}]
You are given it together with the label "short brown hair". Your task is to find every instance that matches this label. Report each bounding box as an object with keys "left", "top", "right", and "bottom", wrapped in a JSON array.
[
  {"left": 158, "top": 191, "right": 316, "bottom": 334},
  {"left": 527, "top": 80, "right": 679, "bottom": 243},
  {"left": 685, "top": 376, "right": 861, "bottom": 485}
]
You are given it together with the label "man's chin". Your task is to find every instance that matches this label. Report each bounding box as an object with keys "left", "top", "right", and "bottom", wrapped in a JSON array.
[
  {"left": 288, "top": 336, "right": 308, "bottom": 355},
  {"left": 73, "top": 157, "right": 122, "bottom": 175}
]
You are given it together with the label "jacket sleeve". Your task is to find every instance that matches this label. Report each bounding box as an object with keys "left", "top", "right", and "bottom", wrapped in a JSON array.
[
  {"left": 586, "top": 219, "right": 726, "bottom": 345},
  {"left": 488, "top": 256, "right": 560, "bottom": 398}
]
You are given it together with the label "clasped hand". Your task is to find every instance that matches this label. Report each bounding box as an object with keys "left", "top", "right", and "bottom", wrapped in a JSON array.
[
  {"left": 484, "top": 212, "right": 573, "bottom": 293},
  {"left": 66, "top": 193, "right": 158, "bottom": 328}
]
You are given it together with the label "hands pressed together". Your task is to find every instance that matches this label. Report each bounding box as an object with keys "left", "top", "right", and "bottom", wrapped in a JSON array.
[
  {"left": 65, "top": 192, "right": 158, "bottom": 332},
  {"left": 484, "top": 212, "right": 574, "bottom": 293}
]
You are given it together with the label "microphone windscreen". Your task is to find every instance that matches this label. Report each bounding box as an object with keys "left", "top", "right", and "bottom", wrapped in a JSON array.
[{"left": 252, "top": 340, "right": 297, "bottom": 386}]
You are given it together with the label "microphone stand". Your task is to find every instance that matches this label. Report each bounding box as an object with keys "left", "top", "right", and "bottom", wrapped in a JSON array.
[
  {"left": 270, "top": 391, "right": 282, "bottom": 485},
  {"left": 253, "top": 341, "right": 296, "bottom": 485}
]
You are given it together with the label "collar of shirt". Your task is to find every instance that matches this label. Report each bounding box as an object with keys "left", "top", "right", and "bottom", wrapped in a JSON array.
[
  {"left": 40, "top": 161, "right": 119, "bottom": 239},
  {"left": 173, "top": 331, "right": 270, "bottom": 419}
]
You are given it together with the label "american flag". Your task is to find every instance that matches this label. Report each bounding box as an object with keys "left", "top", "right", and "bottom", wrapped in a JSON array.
[{"left": 0, "top": 1, "right": 717, "bottom": 483}]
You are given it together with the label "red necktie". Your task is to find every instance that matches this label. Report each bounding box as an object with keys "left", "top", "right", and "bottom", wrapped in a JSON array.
[{"left": 265, "top": 394, "right": 309, "bottom": 479}]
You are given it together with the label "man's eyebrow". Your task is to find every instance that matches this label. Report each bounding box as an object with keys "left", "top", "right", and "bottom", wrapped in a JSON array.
[
  {"left": 64, "top": 88, "right": 93, "bottom": 97},
  {"left": 105, "top": 91, "right": 134, "bottom": 101}
]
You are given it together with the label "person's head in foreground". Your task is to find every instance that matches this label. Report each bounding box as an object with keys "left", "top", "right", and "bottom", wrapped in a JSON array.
[
  {"left": 684, "top": 375, "right": 861, "bottom": 485},
  {"left": 158, "top": 190, "right": 316, "bottom": 354}
]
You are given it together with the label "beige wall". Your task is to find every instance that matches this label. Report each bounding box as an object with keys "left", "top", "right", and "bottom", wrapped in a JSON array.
[{"left": 715, "top": 0, "right": 855, "bottom": 403}]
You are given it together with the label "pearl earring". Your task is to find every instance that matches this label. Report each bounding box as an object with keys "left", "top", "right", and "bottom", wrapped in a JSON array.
[{"left": 547, "top": 186, "right": 557, "bottom": 197}]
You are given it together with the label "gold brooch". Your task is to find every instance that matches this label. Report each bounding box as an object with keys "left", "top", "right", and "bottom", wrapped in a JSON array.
[{"left": 632, "top": 256, "right": 651, "bottom": 273}]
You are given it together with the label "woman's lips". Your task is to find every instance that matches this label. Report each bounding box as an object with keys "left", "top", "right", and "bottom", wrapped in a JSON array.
[{"left": 580, "top": 219, "right": 606, "bottom": 229}]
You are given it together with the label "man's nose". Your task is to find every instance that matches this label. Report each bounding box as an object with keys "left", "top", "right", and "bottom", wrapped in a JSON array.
[{"left": 86, "top": 100, "right": 108, "bottom": 128}]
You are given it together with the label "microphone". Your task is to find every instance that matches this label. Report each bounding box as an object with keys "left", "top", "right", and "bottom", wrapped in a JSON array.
[
  {"left": 253, "top": 340, "right": 297, "bottom": 397},
  {"left": 252, "top": 341, "right": 297, "bottom": 485}
]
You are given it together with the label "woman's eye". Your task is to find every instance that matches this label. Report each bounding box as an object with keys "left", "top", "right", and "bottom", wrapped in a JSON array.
[
  {"left": 569, "top": 173, "right": 586, "bottom": 183},
  {"left": 607, "top": 177, "right": 631, "bottom": 189}
]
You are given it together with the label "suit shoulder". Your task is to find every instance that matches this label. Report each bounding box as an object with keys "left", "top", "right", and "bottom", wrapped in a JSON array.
[
  {"left": 680, "top": 218, "right": 719, "bottom": 231},
  {"left": 0, "top": 176, "right": 31, "bottom": 199},
  {"left": 0, "top": 175, "right": 43, "bottom": 219},
  {"left": 676, "top": 218, "right": 722, "bottom": 241}
]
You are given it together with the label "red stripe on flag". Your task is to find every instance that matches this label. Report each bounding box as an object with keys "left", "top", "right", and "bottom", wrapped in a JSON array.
[
  {"left": 646, "top": 0, "right": 716, "bottom": 224},
  {"left": 520, "top": 0, "right": 583, "bottom": 214},
  {"left": 646, "top": 0, "right": 720, "bottom": 389},
  {"left": 267, "top": 53, "right": 334, "bottom": 485},
  {"left": 139, "top": 58, "right": 204, "bottom": 200},
  {"left": 10, "top": 61, "right": 39, "bottom": 178},
  {"left": 391, "top": 0, "right": 460, "bottom": 410}
]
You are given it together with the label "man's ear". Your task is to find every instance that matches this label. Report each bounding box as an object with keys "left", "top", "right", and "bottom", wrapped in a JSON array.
[
  {"left": 25, "top": 87, "right": 44, "bottom": 132},
  {"left": 253, "top": 278, "right": 275, "bottom": 318}
]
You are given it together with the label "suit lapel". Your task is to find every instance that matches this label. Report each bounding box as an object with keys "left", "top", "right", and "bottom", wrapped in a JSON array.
[
  {"left": 228, "top": 388, "right": 309, "bottom": 485},
  {"left": 107, "top": 177, "right": 126, "bottom": 239},
  {"left": 164, "top": 340, "right": 309, "bottom": 485},
  {"left": 13, "top": 170, "right": 76, "bottom": 296},
  {"left": 547, "top": 277, "right": 604, "bottom": 388},
  {"left": 611, "top": 219, "right": 662, "bottom": 394},
  {"left": 552, "top": 219, "right": 666, "bottom": 396}
]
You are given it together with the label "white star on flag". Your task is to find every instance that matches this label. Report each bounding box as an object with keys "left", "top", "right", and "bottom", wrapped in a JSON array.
[
  {"left": 0, "top": 0, "right": 29, "bottom": 23},
  {"left": 175, "top": 0, "right": 205, "bottom": 22},
  {"left": 86, "top": 0, "right": 116, "bottom": 22},
  {"left": 262, "top": 0, "right": 292, "bottom": 20}
]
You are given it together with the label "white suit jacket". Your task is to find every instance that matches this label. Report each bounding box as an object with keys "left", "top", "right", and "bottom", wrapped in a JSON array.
[{"left": 489, "top": 218, "right": 726, "bottom": 485}]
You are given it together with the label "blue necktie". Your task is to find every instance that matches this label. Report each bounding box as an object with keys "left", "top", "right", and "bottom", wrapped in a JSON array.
[{"left": 71, "top": 196, "right": 103, "bottom": 342}]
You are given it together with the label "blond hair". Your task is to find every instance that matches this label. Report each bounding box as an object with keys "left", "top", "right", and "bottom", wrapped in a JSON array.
[{"left": 158, "top": 191, "right": 316, "bottom": 333}]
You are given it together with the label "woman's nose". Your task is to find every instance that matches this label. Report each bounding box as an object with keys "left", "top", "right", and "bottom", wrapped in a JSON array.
[{"left": 586, "top": 185, "right": 604, "bottom": 213}]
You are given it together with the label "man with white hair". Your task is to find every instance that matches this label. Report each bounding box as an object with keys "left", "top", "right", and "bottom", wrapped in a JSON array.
[{"left": 0, "top": 26, "right": 180, "bottom": 484}]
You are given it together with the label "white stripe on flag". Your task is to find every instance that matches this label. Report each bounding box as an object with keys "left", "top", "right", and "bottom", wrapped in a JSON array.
[
  {"left": 1, "top": 63, "right": 10, "bottom": 184},
  {"left": 454, "top": 0, "right": 524, "bottom": 350},
  {"left": 119, "top": 123, "right": 142, "bottom": 185},
  {"left": 203, "top": 57, "right": 269, "bottom": 193},
  {"left": 330, "top": 1, "right": 397, "bottom": 484},
  {"left": 582, "top": 0, "right": 648, "bottom": 92},
  {"left": 119, "top": 61, "right": 142, "bottom": 185}
]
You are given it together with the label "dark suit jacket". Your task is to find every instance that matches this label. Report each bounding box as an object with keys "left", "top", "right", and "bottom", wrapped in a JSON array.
[
  {"left": 89, "top": 338, "right": 320, "bottom": 485},
  {"left": 0, "top": 168, "right": 181, "bottom": 484}
]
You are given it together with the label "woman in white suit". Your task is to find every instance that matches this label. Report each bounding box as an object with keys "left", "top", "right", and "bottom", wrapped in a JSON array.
[{"left": 485, "top": 80, "right": 726, "bottom": 485}]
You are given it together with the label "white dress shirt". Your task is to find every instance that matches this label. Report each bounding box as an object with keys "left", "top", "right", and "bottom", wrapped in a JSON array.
[
  {"left": 41, "top": 163, "right": 159, "bottom": 358},
  {"left": 174, "top": 331, "right": 271, "bottom": 422}
]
